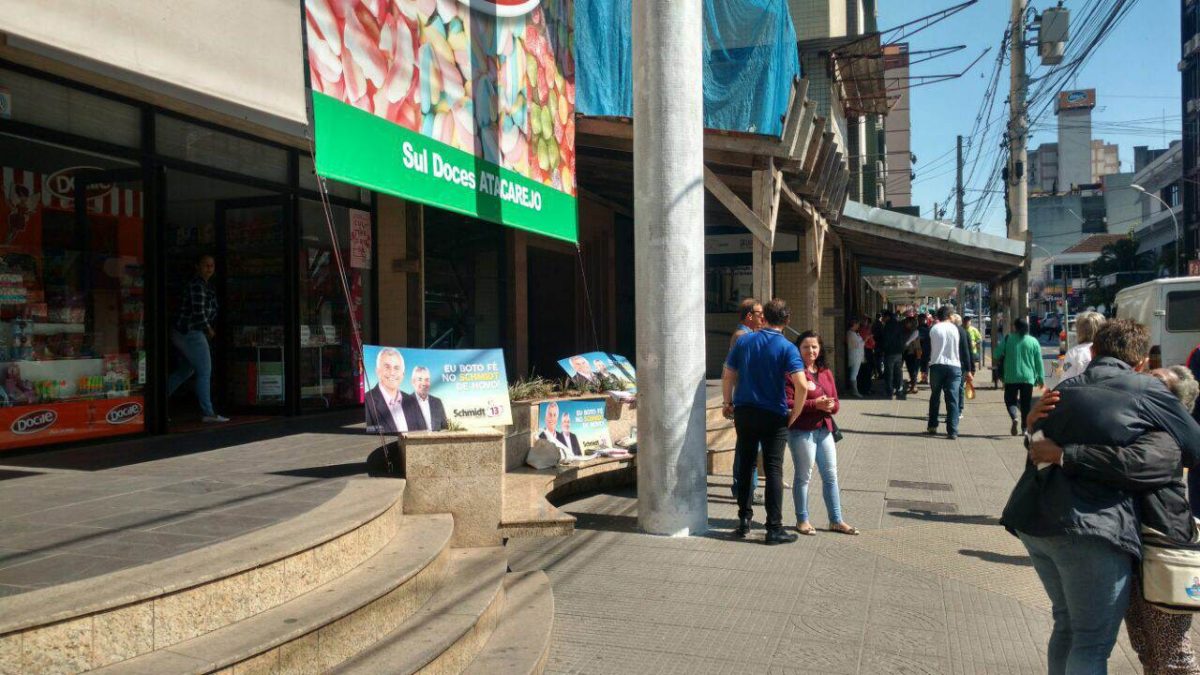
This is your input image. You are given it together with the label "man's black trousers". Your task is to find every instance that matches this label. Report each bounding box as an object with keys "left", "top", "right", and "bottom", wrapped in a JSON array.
[{"left": 733, "top": 406, "right": 788, "bottom": 529}]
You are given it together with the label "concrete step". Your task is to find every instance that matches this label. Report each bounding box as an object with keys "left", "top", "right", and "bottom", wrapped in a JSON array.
[
  {"left": 463, "top": 572, "right": 554, "bottom": 675},
  {"left": 90, "top": 513, "right": 454, "bottom": 674},
  {"left": 0, "top": 477, "right": 405, "bottom": 673},
  {"left": 333, "top": 547, "right": 508, "bottom": 675}
]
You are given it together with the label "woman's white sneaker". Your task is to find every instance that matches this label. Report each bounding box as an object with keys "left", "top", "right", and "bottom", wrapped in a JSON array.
[{"left": 202, "top": 415, "right": 230, "bottom": 423}]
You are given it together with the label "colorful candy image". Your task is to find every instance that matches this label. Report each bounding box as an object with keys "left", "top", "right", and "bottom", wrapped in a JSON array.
[{"left": 305, "top": 0, "right": 576, "bottom": 196}]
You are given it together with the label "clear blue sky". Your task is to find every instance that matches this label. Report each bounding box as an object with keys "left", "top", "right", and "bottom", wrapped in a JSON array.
[{"left": 877, "top": 0, "right": 1179, "bottom": 236}]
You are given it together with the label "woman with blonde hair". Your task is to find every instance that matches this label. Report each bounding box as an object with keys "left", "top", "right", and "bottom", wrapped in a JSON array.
[{"left": 1059, "top": 311, "right": 1105, "bottom": 385}]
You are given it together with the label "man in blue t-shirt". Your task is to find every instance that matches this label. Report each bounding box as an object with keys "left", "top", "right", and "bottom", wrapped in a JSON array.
[{"left": 722, "top": 298, "right": 807, "bottom": 545}]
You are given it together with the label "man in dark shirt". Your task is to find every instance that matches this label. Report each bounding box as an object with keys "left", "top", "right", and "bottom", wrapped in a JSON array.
[
  {"left": 880, "top": 311, "right": 907, "bottom": 400},
  {"left": 722, "top": 298, "right": 806, "bottom": 545},
  {"left": 166, "top": 254, "right": 228, "bottom": 423}
]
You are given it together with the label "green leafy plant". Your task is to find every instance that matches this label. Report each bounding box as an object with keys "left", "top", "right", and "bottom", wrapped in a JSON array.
[{"left": 444, "top": 419, "right": 466, "bottom": 431}]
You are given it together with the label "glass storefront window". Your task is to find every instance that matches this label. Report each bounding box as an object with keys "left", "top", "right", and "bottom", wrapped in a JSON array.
[
  {"left": 164, "top": 170, "right": 284, "bottom": 419},
  {"left": 0, "top": 68, "right": 141, "bottom": 149},
  {"left": 0, "top": 134, "right": 146, "bottom": 450},
  {"left": 299, "top": 199, "right": 373, "bottom": 410},
  {"left": 156, "top": 114, "right": 288, "bottom": 184},
  {"left": 298, "top": 155, "right": 369, "bottom": 204}
]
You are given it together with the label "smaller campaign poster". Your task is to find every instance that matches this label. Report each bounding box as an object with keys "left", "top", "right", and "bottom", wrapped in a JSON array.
[
  {"left": 349, "top": 209, "right": 371, "bottom": 269},
  {"left": 557, "top": 352, "right": 637, "bottom": 392},
  {"left": 362, "top": 345, "right": 511, "bottom": 433},
  {"left": 536, "top": 399, "right": 612, "bottom": 458}
]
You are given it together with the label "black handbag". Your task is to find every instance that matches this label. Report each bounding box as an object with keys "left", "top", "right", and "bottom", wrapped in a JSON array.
[{"left": 831, "top": 420, "right": 844, "bottom": 443}]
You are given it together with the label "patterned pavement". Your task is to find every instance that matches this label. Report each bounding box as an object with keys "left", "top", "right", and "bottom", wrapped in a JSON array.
[{"left": 509, "top": 370, "right": 1172, "bottom": 674}]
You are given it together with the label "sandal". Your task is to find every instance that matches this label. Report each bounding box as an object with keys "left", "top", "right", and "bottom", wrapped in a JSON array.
[
  {"left": 829, "top": 523, "right": 860, "bottom": 535},
  {"left": 795, "top": 523, "right": 817, "bottom": 536}
]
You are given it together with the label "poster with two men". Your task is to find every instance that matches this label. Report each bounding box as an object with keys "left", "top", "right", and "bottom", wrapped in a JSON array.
[{"left": 363, "top": 345, "right": 512, "bottom": 434}]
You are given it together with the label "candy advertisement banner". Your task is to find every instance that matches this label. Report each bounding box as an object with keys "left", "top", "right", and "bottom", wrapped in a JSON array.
[
  {"left": 306, "top": 0, "right": 577, "bottom": 243},
  {"left": 536, "top": 398, "right": 610, "bottom": 457},
  {"left": 557, "top": 351, "right": 635, "bottom": 392},
  {"left": 362, "top": 344, "right": 511, "bottom": 433},
  {"left": 0, "top": 396, "right": 145, "bottom": 452}
]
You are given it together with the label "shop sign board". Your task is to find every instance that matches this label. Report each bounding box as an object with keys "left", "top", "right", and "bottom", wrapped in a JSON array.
[
  {"left": 557, "top": 352, "right": 636, "bottom": 393},
  {"left": 0, "top": 396, "right": 145, "bottom": 452},
  {"left": 535, "top": 398, "right": 611, "bottom": 458},
  {"left": 1056, "top": 89, "right": 1096, "bottom": 112},
  {"left": 362, "top": 344, "right": 511, "bottom": 433},
  {"left": 305, "top": 0, "right": 577, "bottom": 243}
]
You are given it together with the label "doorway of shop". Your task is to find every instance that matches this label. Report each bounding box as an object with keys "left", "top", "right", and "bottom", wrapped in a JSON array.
[
  {"left": 162, "top": 170, "right": 287, "bottom": 430},
  {"left": 526, "top": 246, "right": 577, "bottom": 379}
]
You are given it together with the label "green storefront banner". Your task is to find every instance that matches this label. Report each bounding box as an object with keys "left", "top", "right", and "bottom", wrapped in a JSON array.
[{"left": 305, "top": 0, "right": 578, "bottom": 243}]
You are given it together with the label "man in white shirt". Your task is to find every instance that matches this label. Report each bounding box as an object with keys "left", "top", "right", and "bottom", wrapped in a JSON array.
[
  {"left": 404, "top": 366, "right": 447, "bottom": 431},
  {"left": 927, "top": 306, "right": 972, "bottom": 439}
]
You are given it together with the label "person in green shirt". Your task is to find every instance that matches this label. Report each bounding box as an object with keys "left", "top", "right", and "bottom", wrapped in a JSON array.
[
  {"left": 994, "top": 317, "right": 1045, "bottom": 435},
  {"left": 964, "top": 316, "right": 983, "bottom": 374}
]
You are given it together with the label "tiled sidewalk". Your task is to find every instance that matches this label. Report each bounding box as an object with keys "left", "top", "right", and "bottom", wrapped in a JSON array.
[
  {"left": 510, "top": 372, "right": 1162, "bottom": 675},
  {"left": 0, "top": 411, "right": 380, "bottom": 596}
]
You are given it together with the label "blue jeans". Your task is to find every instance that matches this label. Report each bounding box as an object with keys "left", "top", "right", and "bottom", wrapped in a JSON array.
[
  {"left": 731, "top": 464, "right": 759, "bottom": 499},
  {"left": 927, "top": 364, "right": 961, "bottom": 435},
  {"left": 788, "top": 428, "right": 843, "bottom": 524},
  {"left": 1018, "top": 533, "right": 1134, "bottom": 675},
  {"left": 167, "top": 329, "right": 215, "bottom": 416}
]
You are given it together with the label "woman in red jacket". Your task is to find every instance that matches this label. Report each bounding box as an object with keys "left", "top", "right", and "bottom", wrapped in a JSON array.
[{"left": 786, "top": 331, "right": 859, "bottom": 536}]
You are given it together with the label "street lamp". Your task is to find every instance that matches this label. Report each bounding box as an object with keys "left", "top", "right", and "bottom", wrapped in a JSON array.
[{"left": 1131, "top": 183, "right": 1181, "bottom": 278}]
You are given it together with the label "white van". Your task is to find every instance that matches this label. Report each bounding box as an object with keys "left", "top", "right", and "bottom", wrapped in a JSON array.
[{"left": 1114, "top": 278, "right": 1200, "bottom": 369}]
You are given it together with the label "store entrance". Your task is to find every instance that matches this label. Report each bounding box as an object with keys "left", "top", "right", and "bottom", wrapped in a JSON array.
[
  {"left": 527, "top": 246, "right": 576, "bottom": 379},
  {"left": 163, "top": 171, "right": 286, "bottom": 428}
]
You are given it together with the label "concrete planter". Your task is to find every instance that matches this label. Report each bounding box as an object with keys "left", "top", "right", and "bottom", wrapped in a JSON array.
[
  {"left": 504, "top": 395, "right": 637, "bottom": 471},
  {"left": 403, "top": 429, "right": 504, "bottom": 547}
]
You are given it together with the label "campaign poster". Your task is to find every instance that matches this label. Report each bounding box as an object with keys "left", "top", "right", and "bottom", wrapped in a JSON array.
[
  {"left": 535, "top": 398, "right": 611, "bottom": 457},
  {"left": 305, "top": 0, "right": 577, "bottom": 243},
  {"left": 362, "top": 345, "right": 512, "bottom": 433},
  {"left": 557, "top": 352, "right": 636, "bottom": 392}
]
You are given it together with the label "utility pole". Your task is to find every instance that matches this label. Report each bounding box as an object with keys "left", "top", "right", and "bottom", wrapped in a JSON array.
[
  {"left": 632, "top": 0, "right": 708, "bottom": 536},
  {"left": 955, "top": 135, "right": 965, "bottom": 307},
  {"left": 955, "top": 135, "right": 965, "bottom": 228},
  {"left": 1008, "top": 0, "right": 1030, "bottom": 323}
]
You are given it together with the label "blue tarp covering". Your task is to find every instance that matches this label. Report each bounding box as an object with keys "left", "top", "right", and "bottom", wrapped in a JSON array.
[{"left": 575, "top": 0, "right": 800, "bottom": 137}]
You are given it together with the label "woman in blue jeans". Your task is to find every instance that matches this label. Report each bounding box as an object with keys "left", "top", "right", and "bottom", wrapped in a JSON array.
[
  {"left": 167, "top": 254, "right": 228, "bottom": 423},
  {"left": 785, "top": 331, "right": 858, "bottom": 536}
]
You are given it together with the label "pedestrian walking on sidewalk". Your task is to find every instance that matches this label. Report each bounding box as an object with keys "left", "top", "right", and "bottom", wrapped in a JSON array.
[
  {"left": 965, "top": 316, "right": 982, "bottom": 373},
  {"left": 1056, "top": 311, "right": 1104, "bottom": 388},
  {"left": 881, "top": 311, "right": 908, "bottom": 400},
  {"left": 918, "top": 313, "right": 933, "bottom": 384},
  {"left": 902, "top": 315, "right": 921, "bottom": 395},
  {"left": 995, "top": 318, "right": 1044, "bottom": 436},
  {"left": 951, "top": 314, "right": 975, "bottom": 421},
  {"left": 722, "top": 298, "right": 808, "bottom": 545},
  {"left": 786, "top": 331, "right": 858, "bottom": 537},
  {"left": 167, "top": 253, "right": 229, "bottom": 424},
  {"left": 729, "top": 298, "right": 764, "bottom": 504},
  {"left": 858, "top": 317, "right": 876, "bottom": 396},
  {"left": 926, "top": 306, "right": 971, "bottom": 439},
  {"left": 1001, "top": 320, "right": 1200, "bottom": 675},
  {"left": 845, "top": 319, "right": 864, "bottom": 398}
]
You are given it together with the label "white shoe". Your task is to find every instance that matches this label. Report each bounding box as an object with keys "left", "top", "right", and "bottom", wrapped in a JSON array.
[{"left": 202, "top": 415, "right": 230, "bottom": 423}]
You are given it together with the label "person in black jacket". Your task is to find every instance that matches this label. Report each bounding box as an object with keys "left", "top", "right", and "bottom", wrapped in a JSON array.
[
  {"left": 1001, "top": 319, "right": 1200, "bottom": 675},
  {"left": 1026, "top": 365, "right": 1200, "bottom": 675},
  {"left": 880, "top": 311, "right": 908, "bottom": 400}
]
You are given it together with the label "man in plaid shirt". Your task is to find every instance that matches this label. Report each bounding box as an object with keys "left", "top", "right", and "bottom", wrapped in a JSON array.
[{"left": 167, "top": 254, "right": 228, "bottom": 422}]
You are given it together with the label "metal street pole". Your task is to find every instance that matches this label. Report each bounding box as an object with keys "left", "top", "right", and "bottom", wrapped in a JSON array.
[
  {"left": 632, "top": 0, "right": 708, "bottom": 536},
  {"left": 1008, "top": 0, "right": 1030, "bottom": 324},
  {"left": 1132, "top": 184, "right": 1180, "bottom": 277}
]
